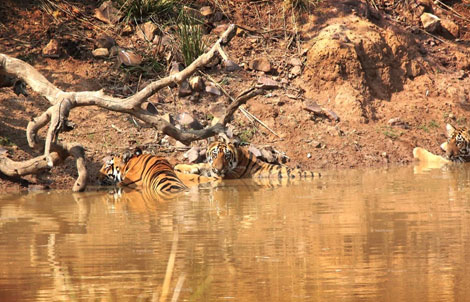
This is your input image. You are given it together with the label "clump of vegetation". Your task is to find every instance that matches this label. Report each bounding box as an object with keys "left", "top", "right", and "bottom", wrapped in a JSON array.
[
  {"left": 418, "top": 120, "right": 440, "bottom": 132},
  {"left": 239, "top": 127, "right": 257, "bottom": 144},
  {"left": 284, "top": 0, "right": 322, "bottom": 11},
  {"left": 378, "top": 126, "right": 402, "bottom": 139},
  {"left": 176, "top": 10, "right": 205, "bottom": 66},
  {"left": 0, "top": 136, "right": 14, "bottom": 146},
  {"left": 114, "top": 0, "right": 178, "bottom": 23}
]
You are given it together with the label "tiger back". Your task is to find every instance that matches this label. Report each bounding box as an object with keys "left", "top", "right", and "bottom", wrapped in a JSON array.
[
  {"left": 175, "top": 141, "right": 321, "bottom": 179},
  {"left": 441, "top": 123, "right": 470, "bottom": 162},
  {"left": 99, "top": 148, "right": 219, "bottom": 199}
]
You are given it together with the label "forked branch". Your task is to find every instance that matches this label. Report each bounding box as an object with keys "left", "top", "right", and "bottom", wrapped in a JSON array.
[{"left": 0, "top": 24, "right": 269, "bottom": 190}]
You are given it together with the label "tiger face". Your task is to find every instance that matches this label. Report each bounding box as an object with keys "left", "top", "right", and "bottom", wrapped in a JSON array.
[
  {"left": 206, "top": 142, "right": 238, "bottom": 177},
  {"left": 442, "top": 124, "right": 470, "bottom": 162},
  {"left": 99, "top": 149, "right": 140, "bottom": 185}
]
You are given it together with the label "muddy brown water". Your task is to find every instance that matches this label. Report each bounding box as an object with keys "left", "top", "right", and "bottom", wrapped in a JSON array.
[{"left": 1, "top": 166, "right": 470, "bottom": 301}]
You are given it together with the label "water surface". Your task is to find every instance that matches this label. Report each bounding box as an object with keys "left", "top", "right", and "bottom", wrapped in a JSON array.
[{"left": 1, "top": 166, "right": 470, "bottom": 301}]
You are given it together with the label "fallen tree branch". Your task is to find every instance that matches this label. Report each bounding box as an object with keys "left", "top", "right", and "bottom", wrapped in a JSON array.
[{"left": 0, "top": 23, "right": 269, "bottom": 190}]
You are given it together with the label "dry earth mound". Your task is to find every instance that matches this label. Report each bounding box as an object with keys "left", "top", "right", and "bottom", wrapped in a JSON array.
[{"left": 301, "top": 14, "right": 426, "bottom": 122}]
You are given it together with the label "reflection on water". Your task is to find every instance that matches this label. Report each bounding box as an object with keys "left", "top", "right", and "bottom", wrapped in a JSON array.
[{"left": 2, "top": 166, "right": 470, "bottom": 301}]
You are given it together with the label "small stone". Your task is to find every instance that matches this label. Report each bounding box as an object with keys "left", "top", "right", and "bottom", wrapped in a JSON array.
[
  {"left": 92, "top": 47, "right": 109, "bottom": 58},
  {"left": 205, "top": 85, "right": 221, "bottom": 96},
  {"left": 117, "top": 49, "right": 142, "bottom": 66},
  {"left": 94, "top": 1, "right": 121, "bottom": 24},
  {"left": 189, "top": 76, "right": 205, "bottom": 91},
  {"left": 303, "top": 102, "right": 323, "bottom": 114},
  {"left": 176, "top": 112, "right": 203, "bottom": 130},
  {"left": 178, "top": 80, "right": 192, "bottom": 97},
  {"left": 184, "top": 147, "right": 201, "bottom": 163},
  {"left": 261, "top": 148, "right": 275, "bottom": 163},
  {"left": 421, "top": 13, "right": 440, "bottom": 33},
  {"left": 248, "top": 145, "right": 262, "bottom": 158},
  {"left": 289, "top": 57, "right": 302, "bottom": 66},
  {"left": 183, "top": 6, "right": 203, "bottom": 20},
  {"left": 249, "top": 58, "right": 271, "bottom": 73},
  {"left": 257, "top": 76, "right": 280, "bottom": 89},
  {"left": 212, "top": 24, "right": 229, "bottom": 35},
  {"left": 42, "top": 39, "right": 60, "bottom": 58},
  {"left": 223, "top": 59, "right": 240, "bottom": 72},
  {"left": 290, "top": 65, "right": 302, "bottom": 76},
  {"left": 137, "top": 21, "right": 157, "bottom": 41},
  {"left": 28, "top": 184, "right": 50, "bottom": 192},
  {"left": 175, "top": 141, "right": 190, "bottom": 151},
  {"left": 170, "top": 62, "right": 184, "bottom": 75},
  {"left": 95, "top": 34, "right": 115, "bottom": 49},
  {"left": 200, "top": 6, "right": 213, "bottom": 17},
  {"left": 162, "top": 113, "right": 174, "bottom": 124},
  {"left": 307, "top": 153, "right": 312, "bottom": 159},
  {"left": 441, "top": 19, "right": 459, "bottom": 38},
  {"left": 122, "top": 24, "right": 133, "bottom": 35}
]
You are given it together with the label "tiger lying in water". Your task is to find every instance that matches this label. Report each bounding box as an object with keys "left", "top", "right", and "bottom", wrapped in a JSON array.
[
  {"left": 440, "top": 123, "right": 470, "bottom": 162},
  {"left": 99, "top": 148, "right": 219, "bottom": 199},
  {"left": 174, "top": 141, "right": 321, "bottom": 179}
]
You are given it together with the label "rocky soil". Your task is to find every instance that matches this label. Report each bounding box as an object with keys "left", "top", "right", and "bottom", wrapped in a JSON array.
[{"left": 1, "top": 0, "right": 470, "bottom": 191}]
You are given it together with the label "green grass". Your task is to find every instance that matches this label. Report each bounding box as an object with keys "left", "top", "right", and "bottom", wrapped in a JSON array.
[
  {"left": 239, "top": 127, "right": 257, "bottom": 144},
  {"left": 176, "top": 10, "right": 205, "bottom": 67},
  {"left": 0, "top": 136, "right": 14, "bottom": 146},
  {"left": 418, "top": 120, "right": 440, "bottom": 132},
  {"left": 113, "top": 0, "right": 178, "bottom": 23},
  {"left": 378, "top": 126, "right": 402, "bottom": 139}
]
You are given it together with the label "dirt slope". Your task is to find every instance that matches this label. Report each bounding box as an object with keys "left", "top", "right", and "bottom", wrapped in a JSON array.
[{"left": 1, "top": 0, "right": 470, "bottom": 191}]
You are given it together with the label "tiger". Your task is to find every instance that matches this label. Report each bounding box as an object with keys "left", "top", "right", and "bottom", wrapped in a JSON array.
[
  {"left": 174, "top": 141, "right": 321, "bottom": 179},
  {"left": 440, "top": 123, "right": 470, "bottom": 162},
  {"left": 99, "top": 148, "right": 219, "bottom": 199}
]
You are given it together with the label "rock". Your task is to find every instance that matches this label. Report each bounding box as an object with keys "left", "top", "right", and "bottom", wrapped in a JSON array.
[
  {"left": 0, "top": 148, "right": 9, "bottom": 157},
  {"left": 205, "top": 85, "right": 222, "bottom": 96},
  {"left": 176, "top": 112, "right": 203, "bottom": 130},
  {"left": 421, "top": 13, "right": 440, "bottom": 33},
  {"left": 175, "top": 141, "right": 190, "bottom": 151},
  {"left": 290, "top": 65, "right": 302, "bottom": 77},
  {"left": 142, "top": 102, "right": 158, "bottom": 115},
  {"left": 261, "top": 148, "right": 275, "bottom": 163},
  {"left": 137, "top": 21, "right": 157, "bottom": 41},
  {"left": 223, "top": 59, "right": 240, "bottom": 72},
  {"left": 178, "top": 80, "right": 192, "bottom": 97},
  {"left": 92, "top": 47, "right": 109, "bottom": 58},
  {"left": 170, "top": 62, "right": 184, "bottom": 75},
  {"left": 200, "top": 6, "right": 213, "bottom": 17},
  {"left": 117, "top": 49, "right": 142, "bottom": 66},
  {"left": 307, "top": 153, "right": 312, "bottom": 159},
  {"left": 184, "top": 147, "right": 201, "bottom": 163},
  {"left": 303, "top": 102, "right": 323, "bottom": 114},
  {"left": 95, "top": 34, "right": 115, "bottom": 49},
  {"left": 441, "top": 19, "right": 459, "bottom": 38},
  {"left": 189, "top": 76, "right": 205, "bottom": 91},
  {"left": 161, "top": 113, "right": 174, "bottom": 124},
  {"left": 289, "top": 57, "right": 302, "bottom": 66},
  {"left": 42, "top": 39, "right": 60, "bottom": 58},
  {"left": 257, "top": 76, "right": 280, "bottom": 89},
  {"left": 249, "top": 58, "right": 272, "bottom": 73},
  {"left": 212, "top": 24, "right": 229, "bottom": 35},
  {"left": 94, "top": 1, "right": 121, "bottom": 24},
  {"left": 248, "top": 145, "right": 262, "bottom": 158},
  {"left": 28, "top": 184, "right": 50, "bottom": 192},
  {"left": 122, "top": 24, "right": 133, "bottom": 35},
  {"left": 387, "top": 117, "right": 410, "bottom": 129},
  {"left": 183, "top": 6, "right": 203, "bottom": 20}
]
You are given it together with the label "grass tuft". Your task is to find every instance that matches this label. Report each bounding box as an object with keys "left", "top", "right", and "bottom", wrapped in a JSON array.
[{"left": 176, "top": 9, "right": 205, "bottom": 67}]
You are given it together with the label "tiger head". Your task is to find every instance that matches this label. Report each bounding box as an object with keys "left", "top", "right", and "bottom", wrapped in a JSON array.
[
  {"left": 99, "top": 148, "right": 142, "bottom": 185},
  {"left": 206, "top": 141, "right": 238, "bottom": 177},
  {"left": 441, "top": 124, "right": 470, "bottom": 162}
]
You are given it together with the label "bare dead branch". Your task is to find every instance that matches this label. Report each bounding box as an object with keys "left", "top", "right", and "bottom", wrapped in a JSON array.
[{"left": 0, "top": 23, "right": 269, "bottom": 190}]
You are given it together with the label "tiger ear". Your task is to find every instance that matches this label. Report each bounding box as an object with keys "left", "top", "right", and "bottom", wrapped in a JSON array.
[{"left": 446, "top": 124, "right": 456, "bottom": 138}]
